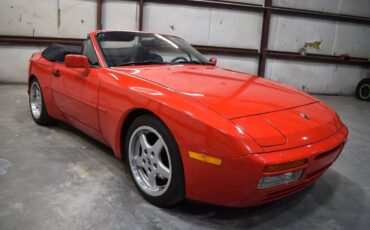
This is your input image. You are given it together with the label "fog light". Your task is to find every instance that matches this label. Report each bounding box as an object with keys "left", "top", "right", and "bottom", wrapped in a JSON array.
[{"left": 258, "top": 170, "right": 303, "bottom": 189}]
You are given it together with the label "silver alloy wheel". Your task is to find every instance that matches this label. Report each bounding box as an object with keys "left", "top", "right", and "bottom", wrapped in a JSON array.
[
  {"left": 128, "top": 126, "right": 172, "bottom": 197},
  {"left": 30, "top": 81, "right": 42, "bottom": 119}
]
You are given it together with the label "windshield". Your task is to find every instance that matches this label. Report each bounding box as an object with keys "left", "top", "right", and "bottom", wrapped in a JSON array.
[{"left": 96, "top": 31, "right": 211, "bottom": 67}]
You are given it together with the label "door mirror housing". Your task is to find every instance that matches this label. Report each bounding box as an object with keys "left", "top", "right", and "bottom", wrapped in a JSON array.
[
  {"left": 65, "top": 54, "right": 90, "bottom": 76},
  {"left": 209, "top": 57, "right": 217, "bottom": 66}
]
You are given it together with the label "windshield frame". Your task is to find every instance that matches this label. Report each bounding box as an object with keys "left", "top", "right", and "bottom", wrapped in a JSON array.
[{"left": 95, "top": 31, "right": 212, "bottom": 67}]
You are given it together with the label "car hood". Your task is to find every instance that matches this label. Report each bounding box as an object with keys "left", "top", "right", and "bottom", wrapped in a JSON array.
[
  {"left": 232, "top": 102, "right": 344, "bottom": 150},
  {"left": 113, "top": 65, "right": 317, "bottom": 119}
]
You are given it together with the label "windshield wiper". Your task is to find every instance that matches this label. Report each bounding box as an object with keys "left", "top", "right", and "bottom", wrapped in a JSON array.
[
  {"left": 115, "top": 60, "right": 211, "bottom": 67},
  {"left": 174, "top": 60, "right": 210, "bottom": 65},
  {"left": 116, "top": 60, "right": 171, "bottom": 66}
]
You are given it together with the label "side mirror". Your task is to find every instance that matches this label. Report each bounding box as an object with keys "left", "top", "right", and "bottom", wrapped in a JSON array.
[
  {"left": 65, "top": 54, "right": 90, "bottom": 76},
  {"left": 209, "top": 57, "right": 217, "bottom": 66}
]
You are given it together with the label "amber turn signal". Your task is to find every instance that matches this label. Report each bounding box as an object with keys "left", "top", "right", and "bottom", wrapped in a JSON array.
[
  {"left": 263, "top": 159, "right": 308, "bottom": 173},
  {"left": 188, "top": 151, "right": 222, "bottom": 166}
]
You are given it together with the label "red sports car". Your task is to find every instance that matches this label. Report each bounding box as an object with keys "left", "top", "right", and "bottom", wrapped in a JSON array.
[{"left": 28, "top": 30, "right": 348, "bottom": 207}]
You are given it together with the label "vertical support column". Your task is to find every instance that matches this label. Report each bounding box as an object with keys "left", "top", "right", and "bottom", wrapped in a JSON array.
[
  {"left": 258, "top": 0, "right": 272, "bottom": 77},
  {"left": 139, "top": 0, "right": 144, "bottom": 31},
  {"left": 97, "top": 0, "right": 103, "bottom": 30}
]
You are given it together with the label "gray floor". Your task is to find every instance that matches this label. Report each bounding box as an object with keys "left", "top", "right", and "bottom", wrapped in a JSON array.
[{"left": 0, "top": 85, "right": 369, "bottom": 230}]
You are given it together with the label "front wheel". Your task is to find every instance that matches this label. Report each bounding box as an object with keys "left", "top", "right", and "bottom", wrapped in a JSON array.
[
  {"left": 29, "top": 78, "right": 55, "bottom": 125},
  {"left": 125, "top": 115, "right": 185, "bottom": 207}
]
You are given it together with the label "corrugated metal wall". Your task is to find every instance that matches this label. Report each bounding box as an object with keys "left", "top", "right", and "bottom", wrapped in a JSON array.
[
  {"left": 0, "top": 0, "right": 97, "bottom": 83},
  {"left": 0, "top": 0, "right": 369, "bottom": 95},
  {"left": 266, "top": 0, "right": 370, "bottom": 94}
]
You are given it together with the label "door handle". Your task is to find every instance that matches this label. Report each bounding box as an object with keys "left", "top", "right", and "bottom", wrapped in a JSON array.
[{"left": 52, "top": 70, "right": 61, "bottom": 77}]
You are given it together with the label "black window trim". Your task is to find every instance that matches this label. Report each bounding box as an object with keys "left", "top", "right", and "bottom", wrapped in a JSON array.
[{"left": 82, "top": 36, "right": 100, "bottom": 68}]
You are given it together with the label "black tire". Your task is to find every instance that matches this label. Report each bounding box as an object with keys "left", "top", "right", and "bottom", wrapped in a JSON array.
[
  {"left": 125, "top": 114, "right": 185, "bottom": 207},
  {"left": 355, "top": 78, "right": 370, "bottom": 102},
  {"left": 29, "top": 78, "right": 56, "bottom": 125}
]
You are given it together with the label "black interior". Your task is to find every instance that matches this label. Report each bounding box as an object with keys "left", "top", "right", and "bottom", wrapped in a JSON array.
[
  {"left": 103, "top": 45, "right": 163, "bottom": 66},
  {"left": 41, "top": 43, "right": 162, "bottom": 66},
  {"left": 42, "top": 43, "right": 82, "bottom": 62}
]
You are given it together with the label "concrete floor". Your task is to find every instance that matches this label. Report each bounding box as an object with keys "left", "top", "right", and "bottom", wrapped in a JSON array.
[{"left": 0, "top": 84, "right": 369, "bottom": 230}]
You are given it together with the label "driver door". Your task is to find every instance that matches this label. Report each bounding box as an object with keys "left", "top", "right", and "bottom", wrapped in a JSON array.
[{"left": 51, "top": 38, "right": 101, "bottom": 131}]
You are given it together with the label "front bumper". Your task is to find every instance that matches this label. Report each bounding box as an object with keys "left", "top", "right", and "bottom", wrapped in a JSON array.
[{"left": 183, "top": 125, "right": 348, "bottom": 207}]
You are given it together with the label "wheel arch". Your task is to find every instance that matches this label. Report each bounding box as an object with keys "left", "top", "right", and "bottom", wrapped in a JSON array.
[
  {"left": 28, "top": 74, "right": 37, "bottom": 93},
  {"left": 118, "top": 108, "right": 162, "bottom": 160}
]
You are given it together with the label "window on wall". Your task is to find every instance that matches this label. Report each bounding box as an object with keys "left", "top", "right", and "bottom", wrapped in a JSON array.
[{"left": 83, "top": 38, "right": 99, "bottom": 66}]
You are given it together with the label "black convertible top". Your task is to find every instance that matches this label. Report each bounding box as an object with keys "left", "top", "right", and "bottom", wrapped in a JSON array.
[{"left": 41, "top": 43, "right": 82, "bottom": 62}]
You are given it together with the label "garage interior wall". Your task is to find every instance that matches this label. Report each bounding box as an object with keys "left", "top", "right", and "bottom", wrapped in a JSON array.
[{"left": 0, "top": 0, "right": 369, "bottom": 95}]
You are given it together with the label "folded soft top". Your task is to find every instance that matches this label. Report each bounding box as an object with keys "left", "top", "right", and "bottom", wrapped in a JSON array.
[{"left": 41, "top": 43, "right": 82, "bottom": 62}]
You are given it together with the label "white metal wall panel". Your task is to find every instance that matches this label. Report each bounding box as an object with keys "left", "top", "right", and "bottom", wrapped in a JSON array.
[
  {"left": 265, "top": 59, "right": 370, "bottom": 95},
  {"left": 0, "top": 0, "right": 368, "bottom": 95},
  {"left": 274, "top": 0, "right": 370, "bottom": 17},
  {"left": 208, "top": 8, "right": 262, "bottom": 49},
  {"left": 57, "top": 0, "right": 97, "bottom": 38},
  {"left": 231, "top": 0, "right": 263, "bottom": 5},
  {"left": 273, "top": 0, "right": 340, "bottom": 14},
  {"left": 143, "top": 4, "right": 211, "bottom": 45},
  {"left": 0, "top": 0, "right": 59, "bottom": 37},
  {"left": 102, "top": 0, "right": 139, "bottom": 31},
  {"left": 0, "top": 0, "right": 96, "bottom": 38},
  {"left": 334, "top": 22, "right": 370, "bottom": 58},
  {"left": 0, "top": 45, "right": 44, "bottom": 83},
  {"left": 268, "top": 15, "right": 370, "bottom": 58},
  {"left": 339, "top": 0, "right": 370, "bottom": 18},
  {"left": 143, "top": 3, "right": 262, "bottom": 49},
  {"left": 268, "top": 15, "right": 336, "bottom": 55}
]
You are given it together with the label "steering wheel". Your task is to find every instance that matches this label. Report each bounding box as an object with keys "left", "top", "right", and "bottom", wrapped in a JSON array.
[{"left": 170, "top": 56, "right": 188, "bottom": 63}]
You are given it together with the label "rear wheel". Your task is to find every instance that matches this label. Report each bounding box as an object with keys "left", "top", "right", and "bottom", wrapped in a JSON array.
[
  {"left": 29, "top": 79, "right": 55, "bottom": 125},
  {"left": 356, "top": 78, "right": 370, "bottom": 101},
  {"left": 125, "top": 115, "right": 184, "bottom": 207}
]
